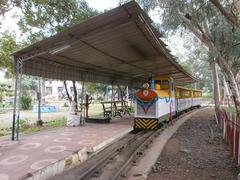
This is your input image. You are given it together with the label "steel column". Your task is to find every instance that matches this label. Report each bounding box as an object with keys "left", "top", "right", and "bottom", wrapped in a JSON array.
[
  {"left": 12, "top": 58, "right": 23, "bottom": 141},
  {"left": 80, "top": 81, "right": 85, "bottom": 125}
]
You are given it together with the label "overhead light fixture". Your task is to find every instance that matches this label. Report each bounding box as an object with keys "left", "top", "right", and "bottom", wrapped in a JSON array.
[{"left": 50, "top": 44, "right": 71, "bottom": 55}]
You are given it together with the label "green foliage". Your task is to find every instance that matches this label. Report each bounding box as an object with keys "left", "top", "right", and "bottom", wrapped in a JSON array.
[
  {"left": 85, "top": 82, "right": 107, "bottom": 96},
  {"left": 161, "top": 0, "right": 240, "bottom": 76},
  {"left": 122, "top": 0, "right": 239, "bottom": 94},
  {"left": 20, "top": 95, "right": 32, "bottom": 110},
  {"left": 0, "top": 82, "right": 13, "bottom": 103},
  {"left": 44, "top": 117, "right": 66, "bottom": 128},
  {"left": 21, "top": 75, "right": 38, "bottom": 95},
  {"left": 0, "top": 32, "right": 19, "bottom": 76},
  {"left": 15, "top": 0, "right": 99, "bottom": 38},
  {"left": 0, "top": 0, "right": 11, "bottom": 16},
  {"left": 203, "top": 92, "right": 213, "bottom": 98},
  {"left": 17, "top": 117, "right": 66, "bottom": 135},
  {"left": 19, "top": 119, "right": 30, "bottom": 130},
  {"left": 0, "top": 0, "right": 100, "bottom": 80}
]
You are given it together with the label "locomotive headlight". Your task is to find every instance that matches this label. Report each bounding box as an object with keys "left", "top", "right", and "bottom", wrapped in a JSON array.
[{"left": 143, "top": 90, "right": 149, "bottom": 96}]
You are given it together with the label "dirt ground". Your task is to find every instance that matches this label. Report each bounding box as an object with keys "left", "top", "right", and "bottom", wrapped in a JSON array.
[{"left": 148, "top": 108, "right": 240, "bottom": 180}]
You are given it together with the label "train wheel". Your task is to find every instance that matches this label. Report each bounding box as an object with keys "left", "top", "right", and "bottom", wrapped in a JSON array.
[
  {"left": 158, "top": 122, "right": 163, "bottom": 129},
  {"left": 133, "top": 126, "right": 141, "bottom": 133}
]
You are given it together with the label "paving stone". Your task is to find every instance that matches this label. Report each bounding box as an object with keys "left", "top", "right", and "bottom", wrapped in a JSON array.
[{"left": 0, "top": 116, "right": 133, "bottom": 180}]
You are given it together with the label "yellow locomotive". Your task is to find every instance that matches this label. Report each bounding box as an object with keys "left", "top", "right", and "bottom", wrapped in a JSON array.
[{"left": 134, "top": 76, "right": 202, "bottom": 130}]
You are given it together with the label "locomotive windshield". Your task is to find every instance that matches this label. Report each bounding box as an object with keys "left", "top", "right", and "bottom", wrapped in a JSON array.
[{"left": 154, "top": 80, "right": 169, "bottom": 90}]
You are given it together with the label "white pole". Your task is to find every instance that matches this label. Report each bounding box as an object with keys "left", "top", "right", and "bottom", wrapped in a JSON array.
[
  {"left": 126, "top": 86, "right": 129, "bottom": 104},
  {"left": 81, "top": 81, "right": 85, "bottom": 125}
]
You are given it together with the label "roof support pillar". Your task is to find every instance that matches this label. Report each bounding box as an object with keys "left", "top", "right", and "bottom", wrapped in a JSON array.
[
  {"left": 36, "top": 77, "right": 42, "bottom": 126},
  {"left": 80, "top": 81, "right": 85, "bottom": 125},
  {"left": 12, "top": 57, "right": 23, "bottom": 141}
]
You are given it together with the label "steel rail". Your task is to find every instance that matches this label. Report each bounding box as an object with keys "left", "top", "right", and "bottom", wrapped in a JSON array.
[
  {"left": 77, "top": 131, "right": 147, "bottom": 180},
  {"left": 112, "top": 127, "right": 164, "bottom": 180}
]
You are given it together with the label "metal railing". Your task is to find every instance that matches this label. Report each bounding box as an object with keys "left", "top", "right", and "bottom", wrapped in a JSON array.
[{"left": 215, "top": 108, "right": 240, "bottom": 165}]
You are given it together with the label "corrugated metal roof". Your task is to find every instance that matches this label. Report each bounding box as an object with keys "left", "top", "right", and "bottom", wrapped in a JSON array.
[{"left": 13, "top": 1, "right": 199, "bottom": 86}]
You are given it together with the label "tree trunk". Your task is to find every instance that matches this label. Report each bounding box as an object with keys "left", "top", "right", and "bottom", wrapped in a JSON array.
[
  {"left": 236, "top": 71, "right": 240, "bottom": 90},
  {"left": 177, "top": 10, "right": 240, "bottom": 113},
  {"left": 72, "top": 80, "right": 78, "bottom": 109},
  {"left": 209, "top": 0, "right": 240, "bottom": 28},
  {"left": 117, "top": 85, "right": 126, "bottom": 109},
  {"left": 63, "top": 81, "right": 71, "bottom": 101},
  {"left": 216, "top": 57, "right": 240, "bottom": 111},
  {"left": 210, "top": 62, "right": 221, "bottom": 109},
  {"left": 41, "top": 78, "right": 45, "bottom": 98},
  {"left": 80, "top": 81, "right": 85, "bottom": 112}
]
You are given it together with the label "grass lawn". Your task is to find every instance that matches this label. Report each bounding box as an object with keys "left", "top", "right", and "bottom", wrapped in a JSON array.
[
  {"left": 21, "top": 117, "right": 66, "bottom": 134},
  {"left": 0, "top": 103, "right": 104, "bottom": 136},
  {"left": 88, "top": 103, "right": 103, "bottom": 117}
]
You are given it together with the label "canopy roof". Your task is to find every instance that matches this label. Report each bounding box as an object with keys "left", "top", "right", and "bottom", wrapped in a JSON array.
[{"left": 13, "top": 1, "right": 198, "bottom": 86}]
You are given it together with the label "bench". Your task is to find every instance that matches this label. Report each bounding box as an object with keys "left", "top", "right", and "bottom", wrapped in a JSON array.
[
  {"left": 101, "top": 100, "right": 131, "bottom": 118},
  {"left": 101, "top": 101, "right": 114, "bottom": 118},
  {"left": 113, "top": 101, "right": 124, "bottom": 117}
]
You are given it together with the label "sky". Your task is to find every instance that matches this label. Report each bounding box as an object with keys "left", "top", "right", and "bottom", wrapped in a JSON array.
[{"left": 87, "top": 0, "right": 119, "bottom": 11}]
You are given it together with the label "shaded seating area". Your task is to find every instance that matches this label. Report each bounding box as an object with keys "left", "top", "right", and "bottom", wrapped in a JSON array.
[
  {"left": 101, "top": 100, "right": 131, "bottom": 118},
  {"left": 10, "top": 1, "right": 198, "bottom": 140}
]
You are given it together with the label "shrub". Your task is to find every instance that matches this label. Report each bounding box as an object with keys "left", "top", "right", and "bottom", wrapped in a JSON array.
[
  {"left": 19, "top": 119, "right": 30, "bottom": 130},
  {"left": 20, "top": 95, "right": 32, "bottom": 110}
]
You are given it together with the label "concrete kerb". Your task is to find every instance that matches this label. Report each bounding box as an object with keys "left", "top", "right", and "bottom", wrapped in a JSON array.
[
  {"left": 24, "top": 127, "right": 133, "bottom": 180},
  {"left": 87, "top": 128, "right": 133, "bottom": 153},
  {"left": 128, "top": 107, "right": 209, "bottom": 180}
]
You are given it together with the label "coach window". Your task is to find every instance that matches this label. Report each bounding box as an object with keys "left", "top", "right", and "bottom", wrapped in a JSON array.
[
  {"left": 176, "top": 89, "right": 180, "bottom": 98},
  {"left": 180, "top": 90, "right": 184, "bottom": 97}
]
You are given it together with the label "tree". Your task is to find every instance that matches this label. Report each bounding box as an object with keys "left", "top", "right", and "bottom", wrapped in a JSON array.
[
  {"left": 0, "top": 31, "right": 19, "bottom": 76},
  {"left": 0, "top": 0, "right": 11, "bottom": 15},
  {"left": 21, "top": 75, "right": 38, "bottom": 95},
  {"left": 16, "top": 0, "right": 99, "bottom": 110},
  {"left": 176, "top": 6, "right": 240, "bottom": 112},
  {"left": 85, "top": 82, "right": 107, "bottom": 100},
  {"left": 209, "top": 0, "right": 240, "bottom": 28},
  {"left": 15, "top": 0, "right": 99, "bottom": 39},
  {"left": 0, "top": 82, "right": 13, "bottom": 104},
  {"left": 72, "top": 80, "right": 78, "bottom": 109},
  {"left": 124, "top": 0, "right": 240, "bottom": 112},
  {"left": 1, "top": 0, "right": 100, "bottom": 113},
  {"left": 166, "top": 31, "right": 212, "bottom": 92}
]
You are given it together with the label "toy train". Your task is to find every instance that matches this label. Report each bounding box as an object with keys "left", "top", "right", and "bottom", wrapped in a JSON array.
[{"left": 134, "top": 76, "right": 202, "bottom": 130}]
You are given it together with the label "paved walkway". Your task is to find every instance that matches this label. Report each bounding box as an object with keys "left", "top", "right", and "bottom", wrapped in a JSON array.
[{"left": 0, "top": 117, "right": 133, "bottom": 180}]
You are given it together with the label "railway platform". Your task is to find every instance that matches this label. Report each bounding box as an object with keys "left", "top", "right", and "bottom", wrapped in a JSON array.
[{"left": 0, "top": 116, "right": 133, "bottom": 180}]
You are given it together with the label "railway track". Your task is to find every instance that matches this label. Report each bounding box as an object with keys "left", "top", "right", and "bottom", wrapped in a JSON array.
[
  {"left": 50, "top": 109, "right": 200, "bottom": 180},
  {"left": 50, "top": 126, "right": 166, "bottom": 180},
  {"left": 87, "top": 128, "right": 164, "bottom": 180}
]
